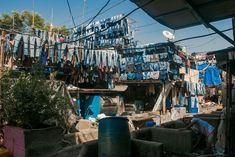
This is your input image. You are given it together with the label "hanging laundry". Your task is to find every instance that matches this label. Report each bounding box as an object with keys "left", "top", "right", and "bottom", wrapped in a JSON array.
[
  {"left": 16, "top": 36, "right": 24, "bottom": 61},
  {"left": 71, "top": 48, "right": 78, "bottom": 67},
  {"left": 204, "top": 66, "right": 222, "bottom": 86},
  {"left": 63, "top": 45, "right": 69, "bottom": 61},
  {"left": 41, "top": 47, "right": 47, "bottom": 65}
]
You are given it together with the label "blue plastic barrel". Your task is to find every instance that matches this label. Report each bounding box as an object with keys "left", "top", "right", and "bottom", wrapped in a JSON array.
[{"left": 98, "top": 117, "right": 131, "bottom": 157}]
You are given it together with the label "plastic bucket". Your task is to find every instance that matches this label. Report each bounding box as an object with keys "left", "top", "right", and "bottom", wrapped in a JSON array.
[
  {"left": 98, "top": 117, "right": 131, "bottom": 157},
  {"left": 146, "top": 121, "right": 156, "bottom": 127}
]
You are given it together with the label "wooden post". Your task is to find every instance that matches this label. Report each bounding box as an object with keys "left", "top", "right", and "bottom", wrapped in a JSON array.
[
  {"left": 9, "top": 38, "right": 15, "bottom": 70},
  {"left": 172, "top": 87, "right": 177, "bottom": 107},
  {"left": 162, "top": 83, "right": 166, "bottom": 114},
  {"left": 0, "top": 31, "right": 6, "bottom": 118},
  {"left": 0, "top": 30, "right": 7, "bottom": 79}
]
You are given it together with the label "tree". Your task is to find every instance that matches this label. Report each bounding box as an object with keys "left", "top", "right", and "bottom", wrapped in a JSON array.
[
  {"left": 56, "top": 25, "right": 69, "bottom": 36},
  {"left": 0, "top": 11, "right": 69, "bottom": 35},
  {"left": 44, "top": 23, "right": 69, "bottom": 36},
  {"left": 21, "top": 10, "right": 45, "bottom": 29},
  {"left": 0, "top": 13, "right": 14, "bottom": 29}
]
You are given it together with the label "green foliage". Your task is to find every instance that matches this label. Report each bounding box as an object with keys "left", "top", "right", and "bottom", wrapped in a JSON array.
[
  {"left": 0, "top": 69, "right": 69, "bottom": 129},
  {"left": 21, "top": 10, "right": 45, "bottom": 29},
  {"left": 57, "top": 25, "right": 69, "bottom": 36},
  {"left": 44, "top": 23, "right": 69, "bottom": 36},
  {"left": 12, "top": 11, "right": 24, "bottom": 30},
  {"left": 0, "top": 11, "right": 69, "bottom": 35}
]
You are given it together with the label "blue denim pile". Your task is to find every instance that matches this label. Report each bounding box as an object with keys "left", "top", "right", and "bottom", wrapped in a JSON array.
[
  {"left": 73, "top": 14, "right": 130, "bottom": 49},
  {"left": 120, "top": 42, "right": 183, "bottom": 81}
]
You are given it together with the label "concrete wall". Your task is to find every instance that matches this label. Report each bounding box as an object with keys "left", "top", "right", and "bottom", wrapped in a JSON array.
[
  {"left": 4, "top": 126, "right": 63, "bottom": 157},
  {"left": 131, "top": 139, "right": 163, "bottom": 157},
  {"left": 53, "top": 139, "right": 163, "bottom": 157},
  {"left": 132, "top": 127, "right": 192, "bottom": 154}
]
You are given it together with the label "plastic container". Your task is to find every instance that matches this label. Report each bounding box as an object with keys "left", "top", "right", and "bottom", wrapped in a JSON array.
[
  {"left": 146, "top": 121, "right": 156, "bottom": 127},
  {"left": 98, "top": 117, "right": 131, "bottom": 157}
]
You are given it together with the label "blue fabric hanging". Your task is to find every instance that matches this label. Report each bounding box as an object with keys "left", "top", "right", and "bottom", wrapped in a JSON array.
[
  {"left": 203, "top": 66, "right": 221, "bottom": 86},
  {"left": 41, "top": 48, "right": 47, "bottom": 65}
]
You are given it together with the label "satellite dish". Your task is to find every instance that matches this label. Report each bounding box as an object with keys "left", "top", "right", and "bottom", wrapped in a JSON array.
[{"left": 163, "top": 30, "right": 175, "bottom": 40}]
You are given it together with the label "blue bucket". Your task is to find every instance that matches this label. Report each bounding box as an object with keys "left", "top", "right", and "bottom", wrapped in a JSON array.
[
  {"left": 146, "top": 121, "right": 156, "bottom": 127},
  {"left": 98, "top": 117, "right": 131, "bottom": 157}
]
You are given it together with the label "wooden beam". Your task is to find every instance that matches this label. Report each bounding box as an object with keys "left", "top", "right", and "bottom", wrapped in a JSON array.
[
  {"left": 162, "top": 84, "right": 166, "bottom": 114},
  {"left": 172, "top": 87, "right": 177, "bottom": 107},
  {"left": 152, "top": 82, "right": 172, "bottom": 112}
]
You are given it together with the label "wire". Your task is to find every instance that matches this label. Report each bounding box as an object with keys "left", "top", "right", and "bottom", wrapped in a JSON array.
[
  {"left": 57, "top": 0, "right": 126, "bottom": 26},
  {"left": 134, "top": 22, "right": 157, "bottom": 29},
  {"left": 173, "top": 28, "right": 233, "bottom": 43},
  {"left": 66, "top": 0, "right": 76, "bottom": 27},
  {"left": 85, "top": 0, "right": 111, "bottom": 28},
  {"left": 63, "top": 0, "right": 154, "bottom": 44},
  {"left": 67, "top": 0, "right": 127, "bottom": 30},
  {"left": 187, "top": 35, "right": 219, "bottom": 49},
  {"left": 135, "top": 29, "right": 162, "bottom": 35}
]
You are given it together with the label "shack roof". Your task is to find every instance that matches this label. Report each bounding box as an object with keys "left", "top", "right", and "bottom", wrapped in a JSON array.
[{"left": 131, "top": 0, "right": 235, "bottom": 30}]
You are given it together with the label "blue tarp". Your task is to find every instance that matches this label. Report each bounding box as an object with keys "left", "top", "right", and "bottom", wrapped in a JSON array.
[
  {"left": 203, "top": 66, "right": 221, "bottom": 86},
  {"left": 80, "top": 95, "right": 100, "bottom": 119},
  {"left": 198, "top": 63, "right": 207, "bottom": 71}
]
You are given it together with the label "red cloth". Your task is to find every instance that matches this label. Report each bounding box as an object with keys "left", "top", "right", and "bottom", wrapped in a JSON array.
[
  {"left": 59, "top": 37, "right": 65, "bottom": 43},
  {"left": 188, "top": 59, "right": 191, "bottom": 69},
  {"left": 179, "top": 51, "right": 185, "bottom": 63}
]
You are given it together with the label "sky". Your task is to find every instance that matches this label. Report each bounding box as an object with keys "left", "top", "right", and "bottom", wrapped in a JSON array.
[{"left": 0, "top": 0, "right": 234, "bottom": 53}]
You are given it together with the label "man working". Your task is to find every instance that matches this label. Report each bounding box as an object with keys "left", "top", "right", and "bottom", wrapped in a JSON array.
[{"left": 183, "top": 117, "right": 216, "bottom": 154}]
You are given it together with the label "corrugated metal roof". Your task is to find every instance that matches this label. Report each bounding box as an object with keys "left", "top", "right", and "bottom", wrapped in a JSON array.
[{"left": 131, "top": 0, "right": 235, "bottom": 30}]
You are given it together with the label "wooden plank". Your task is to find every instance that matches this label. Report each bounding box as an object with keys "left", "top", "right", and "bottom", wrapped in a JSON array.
[
  {"left": 67, "top": 85, "right": 128, "bottom": 94},
  {"left": 118, "top": 80, "right": 162, "bottom": 84}
]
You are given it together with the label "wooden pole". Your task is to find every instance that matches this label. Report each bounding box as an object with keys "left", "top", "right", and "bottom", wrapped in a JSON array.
[
  {"left": 32, "top": 0, "right": 35, "bottom": 28},
  {"left": 9, "top": 39, "right": 15, "bottom": 70},
  {"left": 0, "top": 30, "right": 6, "bottom": 79},
  {"left": 162, "top": 83, "right": 166, "bottom": 114},
  {"left": 0, "top": 30, "right": 6, "bottom": 114}
]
